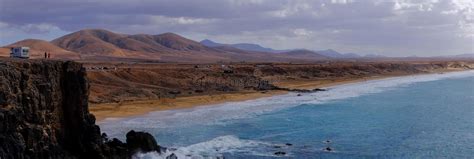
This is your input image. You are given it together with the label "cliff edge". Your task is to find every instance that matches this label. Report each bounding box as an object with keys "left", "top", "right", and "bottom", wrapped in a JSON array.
[{"left": 0, "top": 59, "right": 161, "bottom": 158}]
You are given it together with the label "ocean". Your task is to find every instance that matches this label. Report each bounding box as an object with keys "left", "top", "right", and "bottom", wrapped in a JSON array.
[{"left": 99, "top": 71, "right": 474, "bottom": 158}]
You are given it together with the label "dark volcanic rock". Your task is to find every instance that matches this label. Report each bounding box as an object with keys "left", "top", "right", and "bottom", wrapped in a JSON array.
[
  {"left": 275, "top": 87, "right": 326, "bottom": 93},
  {"left": 0, "top": 60, "right": 161, "bottom": 159},
  {"left": 274, "top": 151, "right": 286, "bottom": 156},
  {"left": 126, "top": 130, "right": 162, "bottom": 154},
  {"left": 166, "top": 153, "right": 178, "bottom": 159},
  {"left": 325, "top": 147, "right": 333, "bottom": 152}
]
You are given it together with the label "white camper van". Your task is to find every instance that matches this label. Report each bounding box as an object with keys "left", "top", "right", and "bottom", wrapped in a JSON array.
[{"left": 10, "top": 47, "right": 30, "bottom": 59}]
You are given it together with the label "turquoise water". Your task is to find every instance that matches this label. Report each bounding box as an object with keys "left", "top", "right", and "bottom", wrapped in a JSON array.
[{"left": 100, "top": 71, "right": 474, "bottom": 158}]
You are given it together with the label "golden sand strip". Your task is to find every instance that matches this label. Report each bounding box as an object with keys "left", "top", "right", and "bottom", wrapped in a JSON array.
[
  {"left": 90, "top": 90, "right": 287, "bottom": 121},
  {"left": 91, "top": 76, "right": 392, "bottom": 121}
]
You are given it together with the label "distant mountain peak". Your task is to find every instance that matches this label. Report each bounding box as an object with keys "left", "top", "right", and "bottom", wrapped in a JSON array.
[
  {"left": 200, "top": 39, "right": 278, "bottom": 53},
  {"left": 200, "top": 39, "right": 223, "bottom": 47},
  {"left": 323, "top": 49, "right": 337, "bottom": 52},
  {"left": 315, "top": 49, "right": 364, "bottom": 58}
]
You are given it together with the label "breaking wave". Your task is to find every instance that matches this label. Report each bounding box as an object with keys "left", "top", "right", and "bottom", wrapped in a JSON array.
[{"left": 132, "top": 135, "right": 277, "bottom": 159}]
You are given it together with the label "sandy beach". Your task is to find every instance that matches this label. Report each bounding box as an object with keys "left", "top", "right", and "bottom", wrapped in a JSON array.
[
  {"left": 90, "top": 73, "right": 418, "bottom": 121},
  {"left": 90, "top": 90, "right": 287, "bottom": 121}
]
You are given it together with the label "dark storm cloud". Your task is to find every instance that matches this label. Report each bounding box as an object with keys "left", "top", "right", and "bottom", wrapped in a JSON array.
[{"left": 0, "top": 0, "right": 472, "bottom": 56}]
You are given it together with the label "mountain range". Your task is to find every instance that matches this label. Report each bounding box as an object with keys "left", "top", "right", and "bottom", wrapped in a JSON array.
[
  {"left": 200, "top": 39, "right": 285, "bottom": 53},
  {"left": 1, "top": 29, "right": 471, "bottom": 62},
  {"left": 200, "top": 39, "right": 390, "bottom": 59}
]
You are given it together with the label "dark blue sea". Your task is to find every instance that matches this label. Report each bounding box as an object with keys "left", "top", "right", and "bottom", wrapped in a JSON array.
[{"left": 100, "top": 71, "right": 474, "bottom": 158}]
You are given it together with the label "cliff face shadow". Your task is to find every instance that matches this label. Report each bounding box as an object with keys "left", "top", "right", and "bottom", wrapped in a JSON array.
[{"left": 0, "top": 60, "right": 162, "bottom": 159}]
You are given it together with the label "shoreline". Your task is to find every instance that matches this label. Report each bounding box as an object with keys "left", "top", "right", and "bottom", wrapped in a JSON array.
[{"left": 90, "top": 69, "right": 468, "bottom": 121}]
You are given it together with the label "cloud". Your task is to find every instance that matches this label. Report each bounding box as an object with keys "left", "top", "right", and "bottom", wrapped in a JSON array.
[
  {"left": 227, "top": 0, "right": 265, "bottom": 5},
  {"left": 148, "top": 16, "right": 216, "bottom": 25},
  {"left": 268, "top": 1, "right": 313, "bottom": 18},
  {"left": 20, "top": 23, "right": 61, "bottom": 34},
  {"left": 0, "top": 0, "right": 472, "bottom": 55},
  {"left": 293, "top": 28, "right": 313, "bottom": 37},
  {"left": 442, "top": 0, "right": 474, "bottom": 37},
  {"left": 392, "top": 0, "right": 438, "bottom": 12},
  {"left": 330, "top": 0, "right": 354, "bottom": 4},
  {"left": 0, "top": 22, "right": 9, "bottom": 28},
  {"left": 174, "top": 17, "right": 216, "bottom": 25},
  {"left": 0, "top": 21, "right": 69, "bottom": 45}
]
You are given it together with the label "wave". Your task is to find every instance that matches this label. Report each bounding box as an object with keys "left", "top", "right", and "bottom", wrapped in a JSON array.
[
  {"left": 100, "top": 70, "right": 474, "bottom": 158},
  {"left": 132, "top": 135, "right": 277, "bottom": 159}
]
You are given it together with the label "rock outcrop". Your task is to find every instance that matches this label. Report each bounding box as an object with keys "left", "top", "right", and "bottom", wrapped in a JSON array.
[
  {"left": 0, "top": 59, "right": 161, "bottom": 158},
  {"left": 126, "top": 130, "right": 163, "bottom": 154}
]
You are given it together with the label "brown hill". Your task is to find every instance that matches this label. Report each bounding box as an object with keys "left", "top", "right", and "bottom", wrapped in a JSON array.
[
  {"left": 50, "top": 29, "right": 230, "bottom": 61},
  {"left": 1, "top": 39, "right": 80, "bottom": 59},
  {"left": 51, "top": 29, "right": 133, "bottom": 57},
  {"left": 0, "top": 48, "right": 9, "bottom": 58},
  {"left": 153, "top": 32, "right": 210, "bottom": 51}
]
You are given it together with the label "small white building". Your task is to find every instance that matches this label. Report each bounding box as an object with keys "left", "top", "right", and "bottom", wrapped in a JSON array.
[{"left": 10, "top": 47, "right": 30, "bottom": 59}]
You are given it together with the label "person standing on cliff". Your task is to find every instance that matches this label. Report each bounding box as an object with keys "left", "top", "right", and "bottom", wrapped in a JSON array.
[
  {"left": 48, "top": 53, "right": 51, "bottom": 59},
  {"left": 44, "top": 52, "right": 47, "bottom": 59}
]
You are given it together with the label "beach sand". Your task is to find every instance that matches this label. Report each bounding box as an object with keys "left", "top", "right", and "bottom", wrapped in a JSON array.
[
  {"left": 90, "top": 90, "right": 287, "bottom": 121},
  {"left": 91, "top": 74, "right": 398, "bottom": 121}
]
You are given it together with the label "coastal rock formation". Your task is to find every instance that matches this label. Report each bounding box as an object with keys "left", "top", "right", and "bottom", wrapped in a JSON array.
[
  {"left": 86, "top": 61, "right": 473, "bottom": 104},
  {"left": 0, "top": 59, "right": 161, "bottom": 158},
  {"left": 126, "top": 130, "right": 163, "bottom": 154}
]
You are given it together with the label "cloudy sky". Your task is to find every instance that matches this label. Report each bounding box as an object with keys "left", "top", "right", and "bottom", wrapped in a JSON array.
[{"left": 0, "top": 0, "right": 472, "bottom": 56}]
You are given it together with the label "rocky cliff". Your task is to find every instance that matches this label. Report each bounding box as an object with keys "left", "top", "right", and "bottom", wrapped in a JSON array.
[
  {"left": 86, "top": 61, "right": 474, "bottom": 104},
  {"left": 0, "top": 59, "right": 162, "bottom": 158}
]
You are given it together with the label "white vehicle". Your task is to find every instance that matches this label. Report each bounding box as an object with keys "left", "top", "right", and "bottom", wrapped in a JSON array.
[{"left": 10, "top": 47, "right": 30, "bottom": 59}]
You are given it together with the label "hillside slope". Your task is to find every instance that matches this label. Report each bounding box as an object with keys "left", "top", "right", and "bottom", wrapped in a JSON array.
[
  {"left": 1, "top": 39, "right": 80, "bottom": 59},
  {"left": 50, "top": 29, "right": 239, "bottom": 62},
  {"left": 50, "top": 29, "right": 331, "bottom": 62}
]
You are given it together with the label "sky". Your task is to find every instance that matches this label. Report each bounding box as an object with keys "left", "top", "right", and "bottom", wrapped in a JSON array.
[{"left": 0, "top": 0, "right": 472, "bottom": 56}]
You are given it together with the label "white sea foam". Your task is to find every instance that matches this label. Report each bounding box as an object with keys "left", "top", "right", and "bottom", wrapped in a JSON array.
[
  {"left": 99, "top": 70, "right": 474, "bottom": 158},
  {"left": 132, "top": 135, "right": 275, "bottom": 159}
]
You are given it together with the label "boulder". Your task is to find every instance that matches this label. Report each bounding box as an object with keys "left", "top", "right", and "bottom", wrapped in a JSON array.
[
  {"left": 274, "top": 151, "right": 286, "bottom": 156},
  {"left": 126, "top": 130, "right": 162, "bottom": 154},
  {"left": 166, "top": 153, "right": 178, "bottom": 159},
  {"left": 325, "top": 147, "right": 333, "bottom": 152}
]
